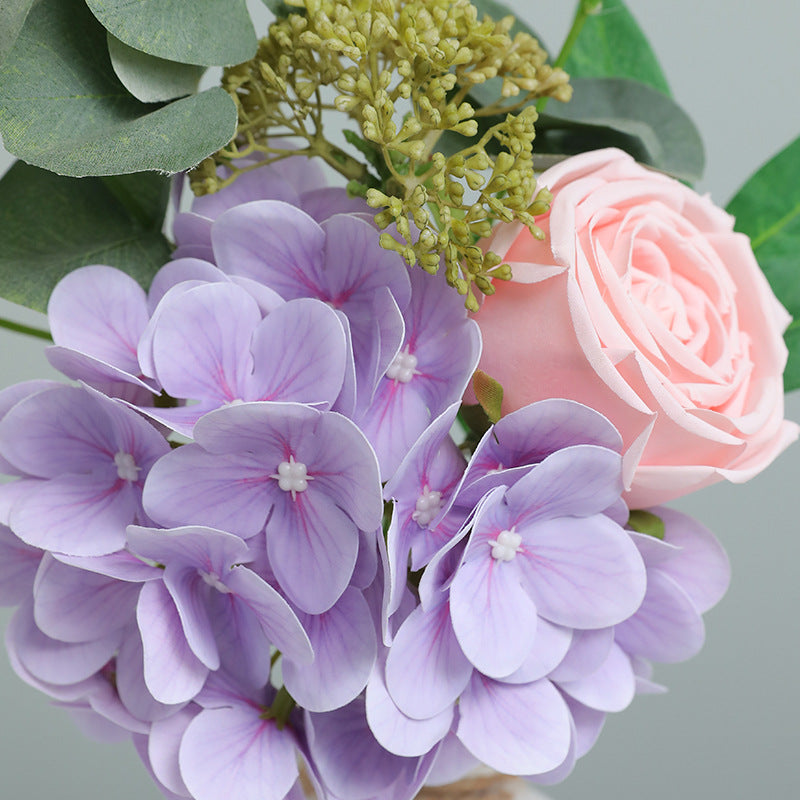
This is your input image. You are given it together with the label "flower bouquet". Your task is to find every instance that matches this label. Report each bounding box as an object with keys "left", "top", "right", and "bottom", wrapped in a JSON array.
[{"left": 0, "top": 1, "right": 798, "bottom": 799}]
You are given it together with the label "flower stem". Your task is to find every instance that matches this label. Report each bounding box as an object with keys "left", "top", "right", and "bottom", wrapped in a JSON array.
[
  {"left": 260, "top": 685, "right": 296, "bottom": 730},
  {"left": 0, "top": 317, "right": 52, "bottom": 341},
  {"left": 536, "top": 0, "right": 603, "bottom": 113}
]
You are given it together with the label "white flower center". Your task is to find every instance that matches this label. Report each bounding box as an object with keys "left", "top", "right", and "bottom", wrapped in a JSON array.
[
  {"left": 199, "top": 570, "right": 231, "bottom": 594},
  {"left": 487, "top": 528, "right": 523, "bottom": 562},
  {"left": 272, "top": 454, "right": 313, "bottom": 500},
  {"left": 114, "top": 451, "right": 140, "bottom": 482},
  {"left": 385, "top": 345, "right": 419, "bottom": 383},
  {"left": 411, "top": 486, "right": 443, "bottom": 527}
]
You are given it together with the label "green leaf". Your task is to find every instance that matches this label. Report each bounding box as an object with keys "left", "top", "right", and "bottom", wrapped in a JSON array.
[
  {"left": 343, "top": 130, "right": 387, "bottom": 181},
  {"left": 726, "top": 135, "right": 800, "bottom": 391},
  {"left": 627, "top": 509, "right": 665, "bottom": 540},
  {"left": 260, "top": 0, "right": 303, "bottom": 17},
  {"left": 86, "top": 0, "right": 256, "bottom": 67},
  {"left": 783, "top": 321, "right": 800, "bottom": 393},
  {"left": 107, "top": 34, "right": 206, "bottom": 104},
  {"left": 537, "top": 78, "right": 704, "bottom": 183},
  {"left": 0, "top": 161, "right": 171, "bottom": 312},
  {"left": 473, "top": 369, "right": 504, "bottom": 424},
  {"left": 0, "top": 0, "right": 35, "bottom": 65},
  {"left": 563, "top": 0, "right": 670, "bottom": 96},
  {"left": 0, "top": 0, "right": 238, "bottom": 177},
  {"left": 470, "top": 0, "right": 547, "bottom": 44}
]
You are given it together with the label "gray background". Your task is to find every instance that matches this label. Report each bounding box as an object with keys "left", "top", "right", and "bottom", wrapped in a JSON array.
[{"left": 1, "top": 0, "right": 799, "bottom": 797}]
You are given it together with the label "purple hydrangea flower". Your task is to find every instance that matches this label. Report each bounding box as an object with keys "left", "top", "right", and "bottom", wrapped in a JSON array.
[
  {"left": 127, "top": 524, "right": 313, "bottom": 705},
  {"left": 134, "top": 280, "right": 348, "bottom": 436},
  {"left": 0, "top": 384, "right": 170, "bottom": 556},
  {"left": 143, "top": 402, "right": 383, "bottom": 614}
]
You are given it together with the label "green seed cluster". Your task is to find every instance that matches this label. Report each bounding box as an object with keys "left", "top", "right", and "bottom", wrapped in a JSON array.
[{"left": 194, "top": 0, "right": 570, "bottom": 310}]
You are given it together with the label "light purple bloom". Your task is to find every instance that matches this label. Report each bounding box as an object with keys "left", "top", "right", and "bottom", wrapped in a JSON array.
[
  {"left": 127, "top": 524, "right": 312, "bottom": 704},
  {"left": 136, "top": 280, "right": 348, "bottom": 436},
  {"left": 143, "top": 402, "right": 382, "bottom": 614},
  {"left": 0, "top": 384, "right": 170, "bottom": 556},
  {"left": 357, "top": 267, "right": 481, "bottom": 479},
  {"left": 306, "top": 696, "right": 440, "bottom": 800},
  {"left": 615, "top": 506, "right": 730, "bottom": 665},
  {"left": 46, "top": 265, "right": 158, "bottom": 401},
  {"left": 382, "top": 403, "right": 468, "bottom": 622},
  {"left": 210, "top": 201, "right": 411, "bottom": 394},
  {"left": 177, "top": 672, "right": 306, "bottom": 800},
  {"left": 172, "top": 150, "right": 369, "bottom": 262},
  {"left": 448, "top": 445, "right": 646, "bottom": 679}
]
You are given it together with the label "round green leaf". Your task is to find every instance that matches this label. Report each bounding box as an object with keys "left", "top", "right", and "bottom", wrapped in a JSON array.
[
  {"left": 86, "top": 0, "right": 257, "bottom": 67},
  {"left": 470, "top": 0, "right": 547, "bottom": 44},
  {"left": 538, "top": 78, "right": 704, "bottom": 183},
  {"left": 0, "top": 0, "right": 36, "bottom": 65},
  {"left": 0, "top": 0, "right": 238, "bottom": 177},
  {"left": 727, "top": 135, "right": 800, "bottom": 391},
  {"left": 0, "top": 162, "right": 171, "bottom": 312},
  {"left": 563, "top": 0, "right": 671, "bottom": 96},
  {"left": 107, "top": 34, "right": 206, "bottom": 103}
]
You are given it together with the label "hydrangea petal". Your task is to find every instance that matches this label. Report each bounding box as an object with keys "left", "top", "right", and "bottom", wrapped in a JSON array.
[
  {"left": 127, "top": 525, "right": 252, "bottom": 575},
  {"left": 116, "top": 628, "right": 184, "bottom": 723},
  {"left": 505, "top": 445, "right": 625, "bottom": 525},
  {"left": 556, "top": 642, "right": 635, "bottom": 712},
  {"left": 449, "top": 548, "right": 538, "bottom": 678},
  {"left": 246, "top": 298, "right": 346, "bottom": 405},
  {"left": 515, "top": 514, "right": 646, "bottom": 629},
  {"left": 180, "top": 705, "right": 298, "bottom": 800},
  {"left": 164, "top": 564, "right": 220, "bottom": 670},
  {"left": 47, "top": 265, "right": 148, "bottom": 375},
  {"left": 143, "top": 446, "right": 271, "bottom": 538},
  {"left": 613, "top": 570, "right": 706, "bottom": 663},
  {"left": 224, "top": 565, "right": 314, "bottom": 666},
  {"left": 149, "top": 705, "right": 200, "bottom": 797},
  {"left": 150, "top": 282, "right": 261, "bottom": 404},
  {"left": 502, "top": 620, "right": 573, "bottom": 684},
  {"left": 33, "top": 553, "right": 139, "bottom": 642},
  {"left": 365, "top": 659, "right": 453, "bottom": 757},
  {"left": 10, "top": 472, "right": 135, "bottom": 556},
  {"left": 0, "top": 385, "right": 116, "bottom": 478},
  {"left": 457, "top": 673, "right": 571, "bottom": 776},
  {"left": 385, "top": 600, "right": 472, "bottom": 720},
  {"left": 267, "top": 490, "right": 358, "bottom": 614},
  {"left": 212, "top": 201, "right": 326, "bottom": 294},
  {"left": 0, "top": 524, "right": 42, "bottom": 605},
  {"left": 137, "top": 580, "right": 208, "bottom": 704},
  {"left": 283, "top": 586, "right": 376, "bottom": 712},
  {"left": 10, "top": 599, "right": 121, "bottom": 685},
  {"left": 307, "top": 698, "right": 418, "bottom": 800},
  {"left": 657, "top": 506, "right": 731, "bottom": 613},
  {"left": 548, "top": 627, "right": 614, "bottom": 683}
]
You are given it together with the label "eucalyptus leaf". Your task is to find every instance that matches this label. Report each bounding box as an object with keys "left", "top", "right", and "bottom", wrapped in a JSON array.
[
  {"left": 470, "top": 0, "right": 546, "bottom": 44},
  {"left": 726, "top": 135, "right": 800, "bottom": 391},
  {"left": 538, "top": 78, "right": 704, "bottom": 182},
  {"left": 86, "top": 0, "right": 256, "bottom": 67},
  {"left": 260, "top": 0, "right": 303, "bottom": 17},
  {"left": 107, "top": 34, "right": 206, "bottom": 104},
  {"left": 563, "top": 0, "right": 670, "bottom": 96},
  {"left": 0, "top": 162, "right": 171, "bottom": 312},
  {"left": 0, "top": 0, "right": 238, "bottom": 177},
  {"left": 0, "top": 0, "right": 36, "bottom": 65}
]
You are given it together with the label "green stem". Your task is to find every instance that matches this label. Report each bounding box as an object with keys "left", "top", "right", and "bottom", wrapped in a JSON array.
[
  {"left": 260, "top": 686, "right": 296, "bottom": 730},
  {"left": 0, "top": 317, "right": 52, "bottom": 341},
  {"left": 536, "top": 0, "right": 602, "bottom": 114}
]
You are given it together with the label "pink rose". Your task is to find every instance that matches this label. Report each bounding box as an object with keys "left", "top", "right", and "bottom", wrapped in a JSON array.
[{"left": 473, "top": 148, "right": 798, "bottom": 507}]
